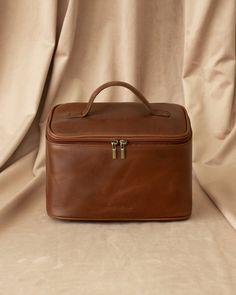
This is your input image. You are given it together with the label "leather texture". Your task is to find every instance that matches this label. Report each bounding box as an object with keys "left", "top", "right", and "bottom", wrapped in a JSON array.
[{"left": 46, "top": 81, "right": 192, "bottom": 221}]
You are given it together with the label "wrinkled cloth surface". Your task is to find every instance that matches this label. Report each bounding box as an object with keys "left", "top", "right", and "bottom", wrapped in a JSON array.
[{"left": 0, "top": 0, "right": 236, "bottom": 294}]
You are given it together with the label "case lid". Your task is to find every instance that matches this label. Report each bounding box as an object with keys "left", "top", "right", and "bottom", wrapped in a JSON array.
[{"left": 47, "top": 102, "right": 192, "bottom": 142}]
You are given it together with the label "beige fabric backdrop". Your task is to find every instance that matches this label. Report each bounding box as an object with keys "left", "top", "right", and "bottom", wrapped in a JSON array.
[{"left": 0, "top": 0, "right": 236, "bottom": 294}]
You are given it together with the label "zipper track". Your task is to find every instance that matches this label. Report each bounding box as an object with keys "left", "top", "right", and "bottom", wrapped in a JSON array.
[{"left": 46, "top": 133, "right": 191, "bottom": 144}]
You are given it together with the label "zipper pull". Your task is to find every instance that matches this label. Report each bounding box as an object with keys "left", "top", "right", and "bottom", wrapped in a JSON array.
[
  {"left": 111, "top": 140, "right": 118, "bottom": 159},
  {"left": 120, "top": 139, "right": 128, "bottom": 159}
]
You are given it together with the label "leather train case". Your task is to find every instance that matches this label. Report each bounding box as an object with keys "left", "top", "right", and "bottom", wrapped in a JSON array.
[{"left": 46, "top": 81, "right": 192, "bottom": 221}]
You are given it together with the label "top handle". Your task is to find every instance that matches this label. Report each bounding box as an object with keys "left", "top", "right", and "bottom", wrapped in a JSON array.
[{"left": 75, "top": 81, "right": 170, "bottom": 118}]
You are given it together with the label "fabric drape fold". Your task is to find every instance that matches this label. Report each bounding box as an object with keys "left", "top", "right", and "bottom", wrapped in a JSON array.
[{"left": 183, "top": 0, "right": 236, "bottom": 228}]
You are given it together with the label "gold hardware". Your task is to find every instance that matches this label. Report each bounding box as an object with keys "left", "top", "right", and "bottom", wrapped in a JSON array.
[
  {"left": 120, "top": 139, "right": 128, "bottom": 159},
  {"left": 111, "top": 140, "right": 118, "bottom": 159}
]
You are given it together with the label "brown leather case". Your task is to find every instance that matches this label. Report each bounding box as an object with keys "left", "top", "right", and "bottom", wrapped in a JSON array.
[{"left": 46, "top": 81, "right": 192, "bottom": 221}]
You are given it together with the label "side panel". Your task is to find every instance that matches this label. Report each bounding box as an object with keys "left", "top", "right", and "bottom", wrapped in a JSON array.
[{"left": 46, "top": 140, "right": 192, "bottom": 220}]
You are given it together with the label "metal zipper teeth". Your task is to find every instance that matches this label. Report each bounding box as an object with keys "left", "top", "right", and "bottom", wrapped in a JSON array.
[{"left": 46, "top": 133, "right": 191, "bottom": 144}]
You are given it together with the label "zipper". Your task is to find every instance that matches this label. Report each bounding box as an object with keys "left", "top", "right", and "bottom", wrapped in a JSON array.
[
  {"left": 111, "top": 140, "right": 119, "bottom": 159},
  {"left": 111, "top": 139, "right": 128, "bottom": 159},
  {"left": 47, "top": 128, "right": 191, "bottom": 160},
  {"left": 47, "top": 128, "right": 191, "bottom": 144},
  {"left": 47, "top": 134, "right": 191, "bottom": 160},
  {"left": 119, "top": 139, "right": 128, "bottom": 159}
]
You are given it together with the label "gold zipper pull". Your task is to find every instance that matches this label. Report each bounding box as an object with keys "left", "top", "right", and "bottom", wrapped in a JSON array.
[
  {"left": 120, "top": 139, "right": 128, "bottom": 159},
  {"left": 111, "top": 140, "right": 118, "bottom": 159}
]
